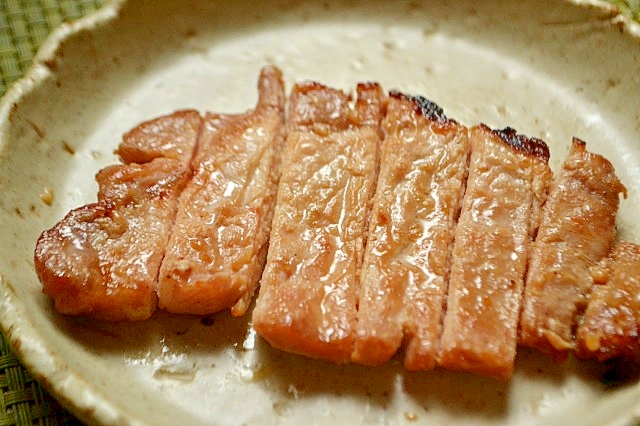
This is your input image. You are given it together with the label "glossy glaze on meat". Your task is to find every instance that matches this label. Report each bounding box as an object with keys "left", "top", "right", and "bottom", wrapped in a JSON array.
[
  {"left": 35, "top": 158, "right": 192, "bottom": 321},
  {"left": 116, "top": 109, "right": 202, "bottom": 165},
  {"left": 352, "top": 92, "right": 470, "bottom": 369},
  {"left": 438, "top": 125, "right": 552, "bottom": 380},
  {"left": 576, "top": 242, "right": 640, "bottom": 361},
  {"left": 34, "top": 69, "right": 640, "bottom": 378},
  {"left": 519, "top": 138, "right": 626, "bottom": 359},
  {"left": 252, "top": 81, "right": 384, "bottom": 363},
  {"left": 157, "top": 66, "right": 286, "bottom": 316}
]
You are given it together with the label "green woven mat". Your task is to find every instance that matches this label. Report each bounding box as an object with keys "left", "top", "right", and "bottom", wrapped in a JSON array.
[
  {"left": 0, "top": 0, "right": 639, "bottom": 425},
  {"left": 1, "top": 2, "right": 104, "bottom": 425},
  {"left": 0, "top": 333, "right": 79, "bottom": 426},
  {"left": 614, "top": 0, "right": 640, "bottom": 18},
  {"left": 0, "top": 0, "right": 104, "bottom": 95}
]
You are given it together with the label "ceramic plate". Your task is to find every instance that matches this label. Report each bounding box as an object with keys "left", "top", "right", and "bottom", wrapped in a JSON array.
[{"left": 1, "top": 0, "right": 640, "bottom": 424}]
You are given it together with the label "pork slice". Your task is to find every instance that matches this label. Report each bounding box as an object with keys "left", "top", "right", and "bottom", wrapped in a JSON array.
[
  {"left": 252, "top": 81, "right": 384, "bottom": 363},
  {"left": 352, "top": 92, "right": 470, "bottom": 369},
  {"left": 576, "top": 242, "right": 640, "bottom": 361},
  {"left": 519, "top": 138, "right": 626, "bottom": 359},
  {"left": 35, "top": 159, "right": 190, "bottom": 321},
  {"left": 116, "top": 109, "right": 202, "bottom": 166},
  {"left": 438, "top": 125, "right": 551, "bottom": 380},
  {"left": 157, "top": 66, "right": 286, "bottom": 316}
]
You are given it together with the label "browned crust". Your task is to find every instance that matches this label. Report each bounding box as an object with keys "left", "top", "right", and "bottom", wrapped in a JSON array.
[
  {"left": 388, "top": 90, "right": 454, "bottom": 125},
  {"left": 478, "top": 124, "right": 550, "bottom": 162}
]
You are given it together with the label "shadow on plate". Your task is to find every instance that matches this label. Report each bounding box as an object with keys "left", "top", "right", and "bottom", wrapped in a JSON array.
[{"left": 47, "top": 301, "right": 640, "bottom": 422}]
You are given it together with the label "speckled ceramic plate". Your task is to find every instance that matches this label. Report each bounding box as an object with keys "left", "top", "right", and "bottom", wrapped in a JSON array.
[{"left": 1, "top": 0, "right": 640, "bottom": 424}]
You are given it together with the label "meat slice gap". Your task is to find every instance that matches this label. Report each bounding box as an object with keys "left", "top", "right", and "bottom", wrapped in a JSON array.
[
  {"left": 157, "top": 66, "right": 286, "bottom": 317},
  {"left": 35, "top": 110, "right": 202, "bottom": 321},
  {"left": 438, "top": 125, "right": 551, "bottom": 380},
  {"left": 576, "top": 242, "right": 640, "bottom": 362},
  {"left": 252, "top": 81, "right": 384, "bottom": 363},
  {"left": 352, "top": 92, "right": 470, "bottom": 370},
  {"left": 519, "top": 138, "right": 626, "bottom": 359}
]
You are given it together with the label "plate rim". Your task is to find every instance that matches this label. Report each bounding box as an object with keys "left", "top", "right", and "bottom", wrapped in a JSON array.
[{"left": 1, "top": 0, "right": 639, "bottom": 425}]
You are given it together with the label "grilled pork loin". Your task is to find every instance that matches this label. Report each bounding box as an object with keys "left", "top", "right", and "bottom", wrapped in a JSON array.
[
  {"left": 519, "top": 138, "right": 626, "bottom": 359},
  {"left": 438, "top": 125, "right": 552, "bottom": 380},
  {"left": 35, "top": 70, "right": 640, "bottom": 379},
  {"left": 352, "top": 92, "right": 470, "bottom": 370},
  {"left": 576, "top": 242, "right": 640, "bottom": 361},
  {"left": 34, "top": 108, "right": 201, "bottom": 320},
  {"left": 35, "top": 158, "right": 194, "bottom": 321},
  {"left": 157, "top": 66, "right": 286, "bottom": 317},
  {"left": 252, "top": 81, "right": 384, "bottom": 363}
]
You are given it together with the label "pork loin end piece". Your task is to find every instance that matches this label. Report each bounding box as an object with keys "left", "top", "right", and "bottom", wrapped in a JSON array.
[
  {"left": 519, "top": 138, "right": 626, "bottom": 359},
  {"left": 253, "top": 81, "right": 383, "bottom": 363},
  {"left": 35, "top": 204, "right": 154, "bottom": 321},
  {"left": 576, "top": 242, "right": 640, "bottom": 362},
  {"left": 157, "top": 66, "right": 286, "bottom": 317},
  {"left": 116, "top": 109, "right": 202, "bottom": 166},
  {"left": 438, "top": 124, "right": 551, "bottom": 380},
  {"left": 35, "top": 159, "right": 190, "bottom": 321}
]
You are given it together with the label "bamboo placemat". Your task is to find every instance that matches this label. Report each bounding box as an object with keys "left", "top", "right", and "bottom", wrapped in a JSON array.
[
  {"left": 1, "top": 2, "right": 104, "bottom": 425},
  {"left": 0, "top": 0, "right": 104, "bottom": 94},
  {"left": 0, "top": 0, "right": 638, "bottom": 425}
]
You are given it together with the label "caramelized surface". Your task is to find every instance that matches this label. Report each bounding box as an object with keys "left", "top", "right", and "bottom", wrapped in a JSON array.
[
  {"left": 35, "top": 159, "right": 190, "bottom": 321},
  {"left": 519, "top": 139, "right": 626, "bottom": 358},
  {"left": 252, "top": 82, "right": 383, "bottom": 363},
  {"left": 116, "top": 109, "right": 202, "bottom": 165},
  {"left": 576, "top": 242, "right": 640, "bottom": 361},
  {"left": 34, "top": 69, "right": 640, "bottom": 377},
  {"left": 157, "top": 67, "right": 285, "bottom": 316},
  {"left": 353, "top": 93, "right": 470, "bottom": 369},
  {"left": 438, "top": 125, "right": 551, "bottom": 379}
]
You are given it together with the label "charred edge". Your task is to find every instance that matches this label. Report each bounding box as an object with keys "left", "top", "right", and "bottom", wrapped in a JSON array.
[
  {"left": 389, "top": 90, "right": 454, "bottom": 124},
  {"left": 488, "top": 125, "right": 550, "bottom": 162}
]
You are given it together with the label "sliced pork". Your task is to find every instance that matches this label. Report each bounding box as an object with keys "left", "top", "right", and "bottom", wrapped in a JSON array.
[
  {"left": 438, "top": 125, "right": 551, "bottom": 380},
  {"left": 519, "top": 138, "right": 626, "bottom": 359},
  {"left": 35, "top": 109, "right": 202, "bottom": 321},
  {"left": 157, "top": 66, "right": 286, "bottom": 317},
  {"left": 35, "top": 158, "right": 192, "bottom": 321},
  {"left": 352, "top": 92, "right": 470, "bottom": 370},
  {"left": 34, "top": 70, "right": 640, "bottom": 377},
  {"left": 576, "top": 242, "right": 640, "bottom": 361},
  {"left": 252, "top": 81, "right": 384, "bottom": 363}
]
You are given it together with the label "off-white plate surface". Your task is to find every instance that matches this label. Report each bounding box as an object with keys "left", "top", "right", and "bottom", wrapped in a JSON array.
[{"left": 1, "top": 0, "right": 640, "bottom": 425}]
